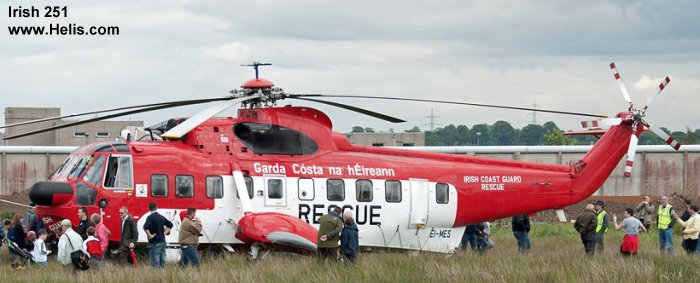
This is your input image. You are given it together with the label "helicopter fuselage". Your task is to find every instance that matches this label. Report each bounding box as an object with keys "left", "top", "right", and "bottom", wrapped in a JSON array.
[{"left": 31, "top": 106, "right": 634, "bottom": 253}]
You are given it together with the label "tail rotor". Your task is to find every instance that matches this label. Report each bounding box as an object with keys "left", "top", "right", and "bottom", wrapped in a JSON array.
[{"left": 584, "top": 62, "right": 680, "bottom": 177}]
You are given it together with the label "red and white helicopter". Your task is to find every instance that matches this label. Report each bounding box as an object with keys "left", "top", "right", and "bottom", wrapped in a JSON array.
[{"left": 3, "top": 62, "right": 680, "bottom": 256}]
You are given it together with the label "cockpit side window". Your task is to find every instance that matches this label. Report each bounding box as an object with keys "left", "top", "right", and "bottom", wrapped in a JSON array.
[
  {"left": 103, "top": 155, "right": 133, "bottom": 189},
  {"left": 233, "top": 123, "right": 319, "bottom": 155}
]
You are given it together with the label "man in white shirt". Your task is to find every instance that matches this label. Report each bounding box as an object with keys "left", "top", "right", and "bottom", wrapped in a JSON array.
[{"left": 56, "top": 219, "right": 84, "bottom": 267}]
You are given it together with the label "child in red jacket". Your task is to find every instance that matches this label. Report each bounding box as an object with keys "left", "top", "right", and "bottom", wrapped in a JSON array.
[{"left": 83, "top": 227, "right": 102, "bottom": 269}]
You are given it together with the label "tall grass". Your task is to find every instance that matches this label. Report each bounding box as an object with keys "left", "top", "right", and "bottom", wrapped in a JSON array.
[{"left": 1, "top": 223, "right": 698, "bottom": 282}]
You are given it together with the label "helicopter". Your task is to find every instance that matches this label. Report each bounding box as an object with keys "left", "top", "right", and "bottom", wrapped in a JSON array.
[{"left": 2, "top": 62, "right": 680, "bottom": 256}]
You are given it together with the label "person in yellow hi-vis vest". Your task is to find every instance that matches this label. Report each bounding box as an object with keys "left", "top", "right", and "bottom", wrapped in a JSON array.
[
  {"left": 594, "top": 200, "right": 609, "bottom": 253},
  {"left": 657, "top": 195, "right": 676, "bottom": 255}
]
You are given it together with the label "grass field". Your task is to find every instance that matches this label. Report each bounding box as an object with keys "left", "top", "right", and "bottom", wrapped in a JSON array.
[{"left": 1, "top": 223, "right": 699, "bottom": 282}]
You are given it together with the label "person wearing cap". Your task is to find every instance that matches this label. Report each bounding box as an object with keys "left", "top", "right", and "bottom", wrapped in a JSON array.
[
  {"left": 57, "top": 219, "right": 84, "bottom": 266},
  {"left": 657, "top": 195, "right": 676, "bottom": 255},
  {"left": 593, "top": 200, "right": 609, "bottom": 253}
]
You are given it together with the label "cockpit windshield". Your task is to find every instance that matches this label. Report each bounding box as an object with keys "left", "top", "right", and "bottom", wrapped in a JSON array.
[
  {"left": 51, "top": 155, "right": 85, "bottom": 179},
  {"left": 83, "top": 155, "right": 106, "bottom": 186},
  {"left": 50, "top": 155, "right": 76, "bottom": 179},
  {"left": 68, "top": 155, "right": 94, "bottom": 179}
]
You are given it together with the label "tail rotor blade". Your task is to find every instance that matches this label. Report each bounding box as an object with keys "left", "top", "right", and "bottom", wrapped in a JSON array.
[
  {"left": 161, "top": 94, "right": 260, "bottom": 139},
  {"left": 643, "top": 76, "right": 671, "bottom": 112},
  {"left": 647, "top": 124, "right": 681, "bottom": 150},
  {"left": 610, "top": 62, "right": 633, "bottom": 105},
  {"left": 623, "top": 134, "right": 639, "bottom": 178},
  {"left": 580, "top": 118, "right": 622, "bottom": 130}
]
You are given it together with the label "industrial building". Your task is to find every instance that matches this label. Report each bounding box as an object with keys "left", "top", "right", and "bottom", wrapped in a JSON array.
[{"left": 3, "top": 107, "right": 143, "bottom": 146}]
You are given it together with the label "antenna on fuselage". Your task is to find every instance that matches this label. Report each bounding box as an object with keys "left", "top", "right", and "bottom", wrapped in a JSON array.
[{"left": 241, "top": 62, "right": 272, "bottom": 79}]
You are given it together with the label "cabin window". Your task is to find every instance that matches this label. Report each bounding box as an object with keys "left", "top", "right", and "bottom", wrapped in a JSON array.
[
  {"left": 327, "top": 179, "right": 345, "bottom": 201},
  {"left": 83, "top": 155, "right": 106, "bottom": 187},
  {"left": 151, "top": 174, "right": 168, "bottom": 197},
  {"left": 237, "top": 176, "right": 255, "bottom": 199},
  {"left": 385, "top": 180, "right": 402, "bottom": 202},
  {"left": 298, "top": 178, "right": 314, "bottom": 201},
  {"left": 436, "top": 183, "right": 449, "bottom": 204},
  {"left": 176, "top": 175, "right": 194, "bottom": 198},
  {"left": 356, "top": 179, "right": 373, "bottom": 202},
  {"left": 206, "top": 176, "right": 223, "bottom": 199},
  {"left": 75, "top": 182, "right": 97, "bottom": 206},
  {"left": 267, "top": 179, "right": 283, "bottom": 199},
  {"left": 233, "top": 122, "right": 318, "bottom": 155},
  {"left": 103, "top": 155, "right": 133, "bottom": 189}
]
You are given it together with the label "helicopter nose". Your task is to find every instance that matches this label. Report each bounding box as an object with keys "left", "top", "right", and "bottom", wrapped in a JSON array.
[{"left": 28, "top": 181, "right": 73, "bottom": 206}]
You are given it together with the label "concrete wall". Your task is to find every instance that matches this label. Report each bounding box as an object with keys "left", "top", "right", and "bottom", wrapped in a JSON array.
[
  {"left": 345, "top": 132, "right": 425, "bottom": 146},
  {"left": 0, "top": 145, "right": 698, "bottom": 196},
  {"left": 0, "top": 148, "right": 70, "bottom": 195}
]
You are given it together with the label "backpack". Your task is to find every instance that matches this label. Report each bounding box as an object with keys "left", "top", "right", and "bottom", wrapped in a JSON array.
[
  {"left": 66, "top": 235, "right": 90, "bottom": 271},
  {"left": 71, "top": 250, "right": 90, "bottom": 270}
]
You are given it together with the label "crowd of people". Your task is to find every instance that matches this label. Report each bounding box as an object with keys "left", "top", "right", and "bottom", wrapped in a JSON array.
[
  {"left": 457, "top": 195, "right": 699, "bottom": 258},
  {"left": 2, "top": 196, "right": 697, "bottom": 270},
  {"left": 573, "top": 195, "right": 700, "bottom": 256},
  {"left": 2, "top": 202, "right": 202, "bottom": 271}
]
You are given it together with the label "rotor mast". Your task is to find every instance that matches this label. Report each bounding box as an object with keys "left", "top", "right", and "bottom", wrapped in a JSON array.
[{"left": 241, "top": 62, "right": 272, "bottom": 80}]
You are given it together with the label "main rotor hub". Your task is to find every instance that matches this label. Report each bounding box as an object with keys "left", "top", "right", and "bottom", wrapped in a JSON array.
[{"left": 231, "top": 62, "right": 289, "bottom": 108}]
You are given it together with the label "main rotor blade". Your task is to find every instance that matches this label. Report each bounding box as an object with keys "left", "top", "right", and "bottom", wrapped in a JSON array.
[
  {"left": 0, "top": 97, "right": 234, "bottom": 130},
  {"left": 288, "top": 94, "right": 608, "bottom": 118},
  {"left": 623, "top": 134, "right": 639, "bottom": 178},
  {"left": 643, "top": 76, "right": 670, "bottom": 113},
  {"left": 610, "top": 62, "right": 633, "bottom": 105},
  {"left": 3, "top": 99, "right": 231, "bottom": 140},
  {"left": 290, "top": 97, "right": 405, "bottom": 123},
  {"left": 161, "top": 94, "right": 261, "bottom": 139}
]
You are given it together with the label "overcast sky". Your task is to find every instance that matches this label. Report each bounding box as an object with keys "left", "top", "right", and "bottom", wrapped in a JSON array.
[{"left": 2, "top": 0, "right": 699, "bottom": 134}]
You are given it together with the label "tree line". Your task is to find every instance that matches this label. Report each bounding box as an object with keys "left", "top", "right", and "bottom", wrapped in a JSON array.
[{"left": 351, "top": 123, "right": 700, "bottom": 146}]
